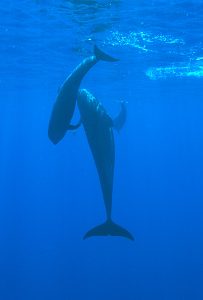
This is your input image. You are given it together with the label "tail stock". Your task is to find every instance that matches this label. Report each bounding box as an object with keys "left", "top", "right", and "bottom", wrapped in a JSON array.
[{"left": 83, "top": 220, "right": 134, "bottom": 241}]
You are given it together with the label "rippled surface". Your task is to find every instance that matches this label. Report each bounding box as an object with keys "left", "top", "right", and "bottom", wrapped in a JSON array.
[{"left": 1, "top": 0, "right": 203, "bottom": 88}]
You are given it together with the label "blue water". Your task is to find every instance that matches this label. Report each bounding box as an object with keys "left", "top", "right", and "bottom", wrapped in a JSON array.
[{"left": 0, "top": 0, "right": 203, "bottom": 299}]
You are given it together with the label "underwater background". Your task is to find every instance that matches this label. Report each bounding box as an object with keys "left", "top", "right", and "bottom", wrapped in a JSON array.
[{"left": 0, "top": 0, "right": 203, "bottom": 299}]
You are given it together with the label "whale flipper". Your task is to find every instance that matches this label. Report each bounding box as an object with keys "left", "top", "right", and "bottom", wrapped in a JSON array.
[
  {"left": 68, "top": 119, "right": 82, "bottom": 130},
  {"left": 84, "top": 220, "right": 134, "bottom": 241},
  {"left": 113, "top": 101, "right": 127, "bottom": 132},
  {"left": 94, "top": 45, "right": 119, "bottom": 62}
]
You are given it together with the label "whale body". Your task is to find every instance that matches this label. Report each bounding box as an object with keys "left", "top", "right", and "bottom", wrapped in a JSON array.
[
  {"left": 77, "top": 89, "right": 134, "bottom": 240},
  {"left": 48, "top": 46, "right": 118, "bottom": 144}
]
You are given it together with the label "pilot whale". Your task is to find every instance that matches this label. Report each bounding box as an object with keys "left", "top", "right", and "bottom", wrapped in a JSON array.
[
  {"left": 48, "top": 46, "right": 118, "bottom": 144},
  {"left": 77, "top": 89, "right": 134, "bottom": 240}
]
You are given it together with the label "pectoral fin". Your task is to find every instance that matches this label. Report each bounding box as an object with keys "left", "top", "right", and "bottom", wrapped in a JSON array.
[
  {"left": 68, "top": 119, "right": 82, "bottom": 130},
  {"left": 113, "top": 101, "right": 127, "bottom": 132}
]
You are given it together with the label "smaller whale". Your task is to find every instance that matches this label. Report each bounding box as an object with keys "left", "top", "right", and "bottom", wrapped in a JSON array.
[
  {"left": 48, "top": 46, "right": 118, "bottom": 144},
  {"left": 77, "top": 89, "right": 134, "bottom": 240}
]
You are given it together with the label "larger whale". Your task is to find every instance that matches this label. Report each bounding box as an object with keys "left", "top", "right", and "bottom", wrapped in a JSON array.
[
  {"left": 77, "top": 89, "right": 134, "bottom": 240},
  {"left": 48, "top": 46, "right": 118, "bottom": 144}
]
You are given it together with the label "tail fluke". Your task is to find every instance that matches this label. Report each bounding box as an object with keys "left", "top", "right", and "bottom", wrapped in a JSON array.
[
  {"left": 94, "top": 45, "right": 119, "bottom": 62},
  {"left": 84, "top": 220, "right": 134, "bottom": 241}
]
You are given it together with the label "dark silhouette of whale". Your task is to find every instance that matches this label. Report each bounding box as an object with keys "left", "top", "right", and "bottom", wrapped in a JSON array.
[
  {"left": 48, "top": 46, "right": 118, "bottom": 144},
  {"left": 77, "top": 89, "right": 134, "bottom": 240}
]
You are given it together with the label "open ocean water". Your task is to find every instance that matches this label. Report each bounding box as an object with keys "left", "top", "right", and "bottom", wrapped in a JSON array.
[{"left": 0, "top": 0, "right": 203, "bottom": 299}]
